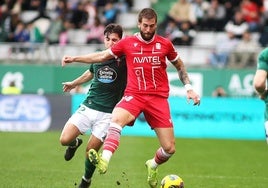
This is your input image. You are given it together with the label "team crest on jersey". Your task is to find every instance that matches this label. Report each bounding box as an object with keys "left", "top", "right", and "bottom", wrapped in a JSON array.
[
  {"left": 134, "top": 43, "right": 138, "bottom": 47},
  {"left": 96, "top": 66, "right": 117, "bottom": 83},
  {"left": 156, "top": 43, "right": 161, "bottom": 49}
]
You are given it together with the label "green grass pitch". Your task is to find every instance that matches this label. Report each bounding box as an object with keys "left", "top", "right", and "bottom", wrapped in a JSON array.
[{"left": 1, "top": 131, "right": 268, "bottom": 188}]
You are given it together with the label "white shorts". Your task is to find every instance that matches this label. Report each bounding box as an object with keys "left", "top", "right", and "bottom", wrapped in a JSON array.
[{"left": 67, "top": 104, "right": 112, "bottom": 142}]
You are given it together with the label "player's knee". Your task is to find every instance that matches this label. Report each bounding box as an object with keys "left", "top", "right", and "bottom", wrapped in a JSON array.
[
  {"left": 59, "top": 135, "right": 69, "bottom": 146},
  {"left": 168, "top": 146, "right": 176, "bottom": 155},
  {"left": 253, "top": 81, "right": 265, "bottom": 93},
  {"left": 163, "top": 142, "right": 176, "bottom": 155}
]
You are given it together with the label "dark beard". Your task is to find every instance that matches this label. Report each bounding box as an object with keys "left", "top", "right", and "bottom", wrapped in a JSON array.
[{"left": 140, "top": 31, "right": 155, "bottom": 41}]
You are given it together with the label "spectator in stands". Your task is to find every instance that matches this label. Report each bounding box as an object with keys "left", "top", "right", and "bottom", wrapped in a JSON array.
[
  {"left": 190, "top": 0, "right": 210, "bottom": 31},
  {"left": 203, "top": 0, "right": 226, "bottom": 31},
  {"left": 115, "top": 0, "right": 133, "bottom": 13},
  {"left": 228, "top": 31, "right": 261, "bottom": 68},
  {"left": 55, "top": 0, "right": 70, "bottom": 20},
  {"left": 167, "top": 20, "right": 197, "bottom": 46},
  {"left": 28, "top": 21, "right": 45, "bottom": 43},
  {"left": 13, "top": 21, "right": 30, "bottom": 54},
  {"left": 95, "top": 0, "right": 107, "bottom": 10},
  {"left": 212, "top": 85, "right": 227, "bottom": 97},
  {"left": 14, "top": 21, "right": 30, "bottom": 43},
  {"left": 11, "top": 0, "right": 24, "bottom": 15},
  {"left": 240, "top": 0, "right": 261, "bottom": 32},
  {"left": 0, "top": 12, "right": 21, "bottom": 42},
  {"left": 1, "top": 80, "right": 21, "bottom": 95},
  {"left": 224, "top": 8, "right": 249, "bottom": 39},
  {"left": 84, "top": 0, "right": 98, "bottom": 27},
  {"left": 21, "top": 0, "right": 47, "bottom": 13},
  {"left": 259, "top": 18, "right": 268, "bottom": 47},
  {"left": 101, "top": 1, "right": 118, "bottom": 26},
  {"left": 45, "top": 14, "right": 65, "bottom": 44},
  {"left": 67, "top": 0, "right": 80, "bottom": 10},
  {"left": 86, "top": 16, "right": 105, "bottom": 44},
  {"left": 159, "top": 0, "right": 197, "bottom": 32},
  {"left": 46, "top": 0, "right": 58, "bottom": 11},
  {"left": 223, "top": 0, "right": 243, "bottom": 24},
  {"left": 259, "top": 1, "right": 268, "bottom": 46},
  {"left": 208, "top": 31, "right": 239, "bottom": 68},
  {"left": 261, "top": 0, "right": 268, "bottom": 20},
  {"left": 29, "top": 11, "right": 51, "bottom": 41},
  {"left": 0, "top": 1, "right": 8, "bottom": 22},
  {"left": 164, "top": 20, "right": 178, "bottom": 41},
  {"left": 68, "top": 1, "right": 88, "bottom": 28}
]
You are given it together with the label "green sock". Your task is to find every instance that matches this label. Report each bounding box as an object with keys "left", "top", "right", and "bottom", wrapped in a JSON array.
[{"left": 84, "top": 157, "right": 96, "bottom": 180}]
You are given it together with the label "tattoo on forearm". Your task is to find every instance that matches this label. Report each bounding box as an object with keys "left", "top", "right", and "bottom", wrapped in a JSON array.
[
  {"left": 172, "top": 59, "right": 190, "bottom": 85},
  {"left": 178, "top": 66, "right": 190, "bottom": 85}
]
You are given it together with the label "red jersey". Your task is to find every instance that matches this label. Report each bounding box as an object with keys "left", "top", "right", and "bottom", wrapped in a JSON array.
[{"left": 109, "top": 33, "right": 179, "bottom": 97}]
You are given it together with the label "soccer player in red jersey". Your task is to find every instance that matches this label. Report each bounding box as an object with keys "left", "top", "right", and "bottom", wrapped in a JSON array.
[{"left": 62, "top": 8, "right": 200, "bottom": 188}]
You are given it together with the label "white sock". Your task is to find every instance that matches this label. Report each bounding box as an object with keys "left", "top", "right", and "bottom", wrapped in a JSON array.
[
  {"left": 150, "top": 158, "right": 158, "bottom": 169},
  {"left": 102, "top": 150, "right": 113, "bottom": 162}
]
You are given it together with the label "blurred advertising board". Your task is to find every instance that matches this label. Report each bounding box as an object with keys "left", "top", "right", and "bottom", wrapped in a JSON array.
[
  {"left": 0, "top": 94, "right": 71, "bottom": 132},
  {"left": 72, "top": 94, "right": 265, "bottom": 140}
]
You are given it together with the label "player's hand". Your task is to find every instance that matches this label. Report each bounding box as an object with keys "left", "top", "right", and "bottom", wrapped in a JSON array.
[
  {"left": 61, "top": 56, "right": 74, "bottom": 67},
  {"left": 186, "top": 90, "right": 201, "bottom": 106},
  {"left": 62, "top": 82, "right": 75, "bottom": 92}
]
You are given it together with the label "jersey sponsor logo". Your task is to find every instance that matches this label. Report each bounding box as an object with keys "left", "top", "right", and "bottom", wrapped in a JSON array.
[
  {"left": 133, "top": 56, "right": 160, "bottom": 64},
  {"left": 96, "top": 66, "right": 117, "bottom": 83}
]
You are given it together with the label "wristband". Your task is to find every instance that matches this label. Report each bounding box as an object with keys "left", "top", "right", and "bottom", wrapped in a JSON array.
[{"left": 184, "top": 84, "right": 193, "bottom": 91}]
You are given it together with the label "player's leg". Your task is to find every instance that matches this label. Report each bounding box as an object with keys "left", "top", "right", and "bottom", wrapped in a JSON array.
[
  {"left": 79, "top": 111, "right": 112, "bottom": 186},
  {"left": 60, "top": 122, "right": 81, "bottom": 146},
  {"left": 78, "top": 135, "right": 103, "bottom": 188},
  {"left": 145, "top": 96, "right": 176, "bottom": 164},
  {"left": 154, "top": 127, "right": 175, "bottom": 164},
  {"left": 145, "top": 127, "right": 175, "bottom": 188},
  {"left": 88, "top": 107, "right": 135, "bottom": 174},
  {"left": 60, "top": 105, "right": 93, "bottom": 161},
  {"left": 60, "top": 122, "right": 83, "bottom": 161},
  {"left": 144, "top": 96, "right": 175, "bottom": 188}
]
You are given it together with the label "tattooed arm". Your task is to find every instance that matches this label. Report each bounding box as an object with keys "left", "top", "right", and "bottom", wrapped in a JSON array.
[{"left": 171, "top": 57, "right": 201, "bottom": 106}]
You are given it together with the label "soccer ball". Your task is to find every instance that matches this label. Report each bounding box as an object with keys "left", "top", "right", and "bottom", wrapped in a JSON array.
[{"left": 160, "top": 174, "right": 184, "bottom": 188}]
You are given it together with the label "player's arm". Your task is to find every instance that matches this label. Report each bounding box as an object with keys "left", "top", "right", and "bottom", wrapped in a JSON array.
[
  {"left": 62, "top": 70, "right": 93, "bottom": 92},
  {"left": 171, "top": 57, "right": 191, "bottom": 85},
  {"left": 61, "top": 49, "right": 113, "bottom": 66},
  {"left": 171, "top": 57, "right": 201, "bottom": 106},
  {"left": 253, "top": 69, "right": 268, "bottom": 99}
]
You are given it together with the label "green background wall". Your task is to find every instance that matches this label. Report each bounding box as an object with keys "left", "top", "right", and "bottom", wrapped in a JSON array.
[{"left": 0, "top": 63, "right": 256, "bottom": 97}]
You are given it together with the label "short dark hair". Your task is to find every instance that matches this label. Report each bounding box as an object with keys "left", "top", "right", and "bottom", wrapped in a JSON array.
[
  {"left": 104, "top": 24, "right": 123, "bottom": 39},
  {"left": 138, "top": 8, "right": 157, "bottom": 23}
]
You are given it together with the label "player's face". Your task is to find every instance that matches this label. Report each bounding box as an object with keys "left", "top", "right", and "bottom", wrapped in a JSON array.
[
  {"left": 104, "top": 33, "right": 121, "bottom": 49},
  {"left": 138, "top": 18, "right": 157, "bottom": 41}
]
